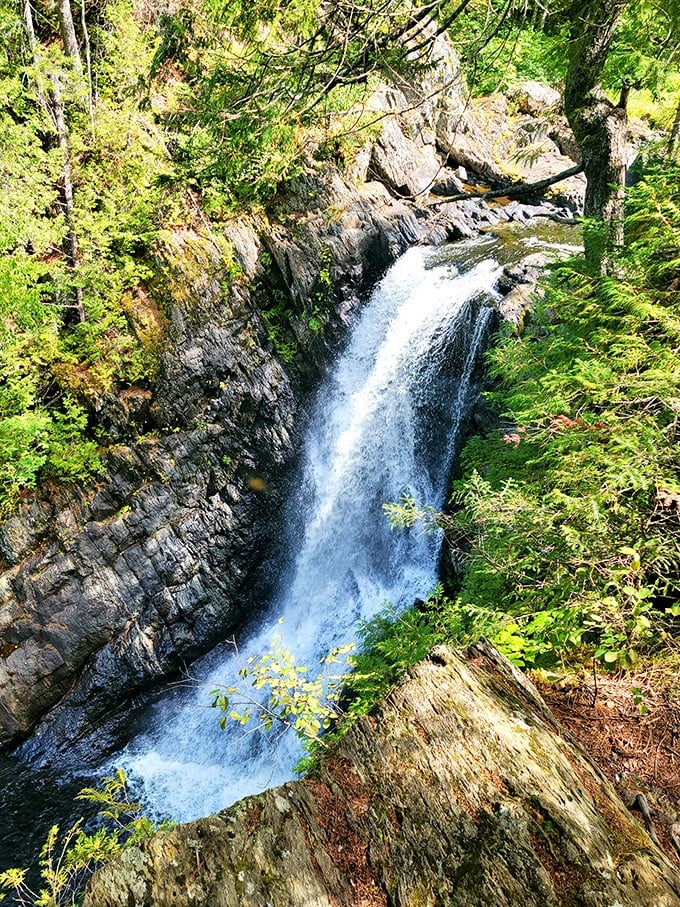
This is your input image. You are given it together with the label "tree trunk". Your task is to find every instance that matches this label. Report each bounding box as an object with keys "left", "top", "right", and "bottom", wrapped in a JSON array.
[
  {"left": 20, "top": 0, "right": 85, "bottom": 321},
  {"left": 84, "top": 642, "right": 680, "bottom": 907},
  {"left": 668, "top": 97, "right": 680, "bottom": 158},
  {"left": 563, "top": 0, "right": 629, "bottom": 270},
  {"left": 21, "top": 0, "right": 38, "bottom": 49},
  {"left": 427, "top": 161, "right": 584, "bottom": 205},
  {"left": 50, "top": 73, "right": 85, "bottom": 322},
  {"left": 80, "top": 0, "right": 95, "bottom": 130},
  {"left": 57, "top": 0, "right": 82, "bottom": 72},
  {"left": 20, "top": 0, "right": 50, "bottom": 114}
]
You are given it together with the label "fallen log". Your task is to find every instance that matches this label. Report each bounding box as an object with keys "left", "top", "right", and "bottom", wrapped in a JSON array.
[
  {"left": 85, "top": 641, "right": 680, "bottom": 906},
  {"left": 427, "top": 162, "right": 585, "bottom": 205}
]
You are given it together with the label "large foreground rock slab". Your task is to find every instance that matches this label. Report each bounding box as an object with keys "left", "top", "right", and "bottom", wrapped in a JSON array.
[{"left": 85, "top": 642, "right": 680, "bottom": 906}]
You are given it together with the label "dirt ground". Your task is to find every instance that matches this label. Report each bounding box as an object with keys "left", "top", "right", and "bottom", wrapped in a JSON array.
[{"left": 537, "top": 662, "right": 680, "bottom": 868}]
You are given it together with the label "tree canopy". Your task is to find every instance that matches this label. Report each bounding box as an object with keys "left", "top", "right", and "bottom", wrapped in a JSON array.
[{"left": 0, "top": 0, "right": 678, "bottom": 511}]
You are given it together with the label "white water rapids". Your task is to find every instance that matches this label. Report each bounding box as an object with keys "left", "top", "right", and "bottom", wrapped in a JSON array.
[{"left": 115, "top": 242, "right": 501, "bottom": 821}]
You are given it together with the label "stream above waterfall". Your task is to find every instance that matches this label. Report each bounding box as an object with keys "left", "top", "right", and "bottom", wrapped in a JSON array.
[{"left": 0, "top": 220, "right": 580, "bottom": 875}]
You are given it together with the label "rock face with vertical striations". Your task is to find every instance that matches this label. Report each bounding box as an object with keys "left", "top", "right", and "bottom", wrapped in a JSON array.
[
  {"left": 0, "top": 167, "right": 419, "bottom": 765},
  {"left": 84, "top": 642, "right": 680, "bottom": 907}
]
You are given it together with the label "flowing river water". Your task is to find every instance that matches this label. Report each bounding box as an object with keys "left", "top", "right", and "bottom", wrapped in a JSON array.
[{"left": 0, "top": 223, "right": 579, "bottom": 873}]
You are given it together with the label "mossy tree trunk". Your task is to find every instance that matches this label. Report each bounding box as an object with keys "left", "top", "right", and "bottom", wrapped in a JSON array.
[{"left": 563, "top": 0, "right": 629, "bottom": 271}]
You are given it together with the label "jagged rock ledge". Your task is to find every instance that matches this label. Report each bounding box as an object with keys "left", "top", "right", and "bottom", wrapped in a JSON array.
[
  {"left": 0, "top": 172, "right": 421, "bottom": 765},
  {"left": 84, "top": 642, "right": 680, "bottom": 907}
]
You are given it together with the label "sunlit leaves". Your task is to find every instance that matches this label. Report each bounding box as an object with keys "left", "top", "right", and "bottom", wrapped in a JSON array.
[
  {"left": 0, "top": 769, "right": 168, "bottom": 906},
  {"left": 441, "top": 163, "right": 680, "bottom": 668},
  {"left": 210, "top": 629, "right": 354, "bottom": 745}
]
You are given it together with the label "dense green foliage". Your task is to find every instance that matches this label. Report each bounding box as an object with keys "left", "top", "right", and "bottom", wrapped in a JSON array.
[
  {"left": 0, "top": 0, "right": 168, "bottom": 514},
  {"left": 461, "top": 0, "right": 680, "bottom": 130},
  {"left": 452, "top": 163, "right": 680, "bottom": 668}
]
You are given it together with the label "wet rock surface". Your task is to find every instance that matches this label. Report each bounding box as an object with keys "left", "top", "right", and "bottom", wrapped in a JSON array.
[
  {"left": 0, "top": 169, "right": 419, "bottom": 763},
  {"left": 84, "top": 643, "right": 680, "bottom": 907}
]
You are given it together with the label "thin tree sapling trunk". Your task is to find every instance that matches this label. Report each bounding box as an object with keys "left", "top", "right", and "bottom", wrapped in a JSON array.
[
  {"left": 57, "top": 0, "right": 83, "bottom": 72},
  {"left": 668, "top": 97, "right": 680, "bottom": 158},
  {"left": 50, "top": 73, "right": 86, "bottom": 323}
]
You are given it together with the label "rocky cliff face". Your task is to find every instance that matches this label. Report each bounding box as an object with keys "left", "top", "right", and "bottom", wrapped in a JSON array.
[
  {"left": 84, "top": 642, "right": 680, "bottom": 907},
  {"left": 0, "top": 36, "right": 586, "bottom": 762},
  {"left": 0, "top": 174, "right": 420, "bottom": 764}
]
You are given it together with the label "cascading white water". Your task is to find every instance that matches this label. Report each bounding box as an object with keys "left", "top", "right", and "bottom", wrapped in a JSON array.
[{"left": 115, "top": 243, "right": 501, "bottom": 821}]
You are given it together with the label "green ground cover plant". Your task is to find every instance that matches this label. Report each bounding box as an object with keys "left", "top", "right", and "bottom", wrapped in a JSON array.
[{"left": 0, "top": 770, "right": 171, "bottom": 906}]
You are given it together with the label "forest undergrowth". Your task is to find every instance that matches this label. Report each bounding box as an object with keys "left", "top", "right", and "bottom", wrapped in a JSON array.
[{"left": 2, "top": 0, "right": 680, "bottom": 897}]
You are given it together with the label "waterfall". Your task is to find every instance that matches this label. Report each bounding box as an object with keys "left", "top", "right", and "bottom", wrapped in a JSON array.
[{"left": 114, "top": 243, "right": 501, "bottom": 821}]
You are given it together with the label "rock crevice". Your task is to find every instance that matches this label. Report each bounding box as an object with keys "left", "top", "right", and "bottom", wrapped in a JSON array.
[{"left": 0, "top": 37, "right": 588, "bottom": 758}]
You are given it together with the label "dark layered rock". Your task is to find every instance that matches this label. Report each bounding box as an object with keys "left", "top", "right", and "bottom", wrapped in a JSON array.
[
  {"left": 0, "top": 167, "right": 419, "bottom": 763},
  {"left": 0, "top": 39, "right": 588, "bottom": 762},
  {"left": 84, "top": 643, "right": 680, "bottom": 907}
]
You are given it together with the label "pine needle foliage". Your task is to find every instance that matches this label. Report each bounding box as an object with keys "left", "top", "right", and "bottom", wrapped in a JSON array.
[
  {"left": 0, "top": 0, "right": 169, "bottom": 516},
  {"left": 438, "top": 160, "right": 680, "bottom": 669},
  {"left": 147, "top": 0, "right": 452, "bottom": 209},
  {"left": 365, "top": 161, "right": 680, "bottom": 680}
]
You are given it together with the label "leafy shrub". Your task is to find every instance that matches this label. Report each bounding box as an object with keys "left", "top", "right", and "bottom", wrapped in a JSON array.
[
  {"left": 436, "top": 162, "right": 680, "bottom": 668},
  {"left": 210, "top": 628, "right": 354, "bottom": 745},
  {"left": 350, "top": 161, "right": 680, "bottom": 687},
  {"left": 0, "top": 770, "right": 170, "bottom": 907}
]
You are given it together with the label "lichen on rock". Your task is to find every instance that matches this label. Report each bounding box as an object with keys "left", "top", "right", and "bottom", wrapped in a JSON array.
[{"left": 84, "top": 643, "right": 680, "bottom": 907}]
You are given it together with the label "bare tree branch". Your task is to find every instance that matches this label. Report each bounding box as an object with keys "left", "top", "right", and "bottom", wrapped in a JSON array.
[{"left": 426, "top": 162, "right": 584, "bottom": 205}]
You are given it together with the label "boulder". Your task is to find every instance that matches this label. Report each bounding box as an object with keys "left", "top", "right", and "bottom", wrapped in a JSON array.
[
  {"left": 548, "top": 117, "right": 583, "bottom": 163},
  {"left": 430, "top": 168, "right": 466, "bottom": 197},
  {"left": 369, "top": 88, "right": 444, "bottom": 198},
  {"left": 84, "top": 642, "right": 680, "bottom": 907},
  {"left": 509, "top": 80, "right": 562, "bottom": 116}
]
